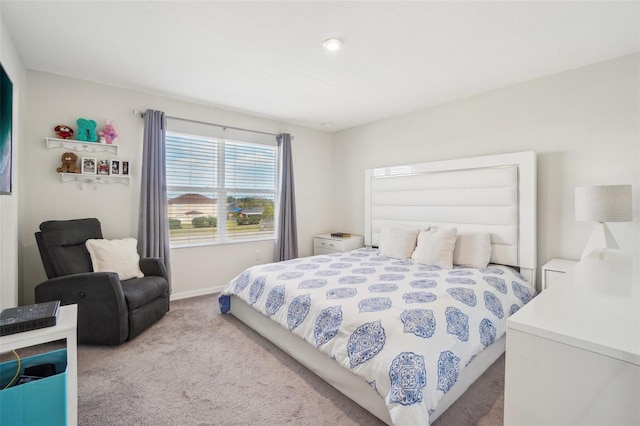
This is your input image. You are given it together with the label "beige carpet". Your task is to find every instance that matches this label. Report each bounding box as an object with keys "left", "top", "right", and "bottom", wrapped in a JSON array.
[
  {"left": 477, "top": 396, "right": 504, "bottom": 426},
  {"left": 5, "top": 295, "right": 504, "bottom": 425}
]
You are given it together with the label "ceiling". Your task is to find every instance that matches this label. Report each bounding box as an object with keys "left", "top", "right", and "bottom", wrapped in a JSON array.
[{"left": 2, "top": 1, "right": 639, "bottom": 132}]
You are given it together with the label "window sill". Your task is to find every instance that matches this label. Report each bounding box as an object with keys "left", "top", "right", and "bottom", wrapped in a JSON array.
[{"left": 170, "top": 237, "right": 275, "bottom": 250}]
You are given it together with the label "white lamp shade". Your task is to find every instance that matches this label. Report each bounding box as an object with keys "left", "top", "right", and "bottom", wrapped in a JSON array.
[{"left": 575, "top": 185, "right": 632, "bottom": 223}]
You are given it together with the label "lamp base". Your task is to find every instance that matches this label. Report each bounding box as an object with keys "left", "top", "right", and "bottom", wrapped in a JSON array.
[{"left": 580, "top": 222, "right": 619, "bottom": 260}]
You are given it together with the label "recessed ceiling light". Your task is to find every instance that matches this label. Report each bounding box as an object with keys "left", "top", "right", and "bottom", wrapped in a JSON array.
[{"left": 322, "top": 38, "right": 343, "bottom": 51}]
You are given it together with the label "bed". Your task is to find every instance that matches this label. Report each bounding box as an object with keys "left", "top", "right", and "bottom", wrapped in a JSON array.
[{"left": 219, "top": 151, "right": 537, "bottom": 425}]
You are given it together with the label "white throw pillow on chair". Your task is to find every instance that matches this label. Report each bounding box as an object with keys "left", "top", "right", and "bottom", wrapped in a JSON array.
[{"left": 86, "top": 238, "right": 144, "bottom": 280}]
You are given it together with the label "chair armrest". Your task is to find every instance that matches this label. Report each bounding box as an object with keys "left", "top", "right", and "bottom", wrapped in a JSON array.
[
  {"left": 35, "top": 272, "right": 129, "bottom": 345},
  {"left": 139, "top": 257, "right": 169, "bottom": 281}
]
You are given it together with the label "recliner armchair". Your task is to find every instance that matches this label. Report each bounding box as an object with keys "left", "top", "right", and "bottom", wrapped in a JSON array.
[{"left": 34, "top": 218, "right": 170, "bottom": 345}]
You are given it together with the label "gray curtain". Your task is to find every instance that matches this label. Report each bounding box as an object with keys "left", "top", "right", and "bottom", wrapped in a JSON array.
[
  {"left": 138, "top": 109, "right": 171, "bottom": 291},
  {"left": 275, "top": 133, "right": 298, "bottom": 261}
]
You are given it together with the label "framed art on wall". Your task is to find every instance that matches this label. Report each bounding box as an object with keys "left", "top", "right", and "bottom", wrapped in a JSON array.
[
  {"left": 0, "top": 62, "right": 13, "bottom": 195},
  {"left": 82, "top": 157, "right": 97, "bottom": 174},
  {"left": 121, "top": 161, "right": 130, "bottom": 176}
]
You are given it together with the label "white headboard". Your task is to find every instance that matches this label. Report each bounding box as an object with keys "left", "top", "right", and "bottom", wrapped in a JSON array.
[{"left": 364, "top": 151, "right": 536, "bottom": 283}]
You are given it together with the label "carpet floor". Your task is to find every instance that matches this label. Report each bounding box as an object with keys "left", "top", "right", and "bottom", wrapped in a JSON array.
[{"left": 6, "top": 294, "right": 505, "bottom": 425}]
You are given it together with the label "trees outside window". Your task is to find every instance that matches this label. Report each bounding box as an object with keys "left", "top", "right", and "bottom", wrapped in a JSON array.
[{"left": 166, "top": 132, "right": 276, "bottom": 247}]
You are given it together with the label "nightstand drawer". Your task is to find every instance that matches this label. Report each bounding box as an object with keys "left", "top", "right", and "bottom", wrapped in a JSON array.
[
  {"left": 541, "top": 259, "right": 578, "bottom": 290},
  {"left": 314, "top": 237, "right": 346, "bottom": 252},
  {"left": 313, "top": 234, "right": 364, "bottom": 255},
  {"left": 544, "top": 269, "right": 567, "bottom": 288}
]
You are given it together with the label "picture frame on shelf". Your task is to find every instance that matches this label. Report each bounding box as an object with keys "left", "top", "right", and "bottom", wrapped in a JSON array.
[
  {"left": 110, "top": 159, "right": 121, "bottom": 175},
  {"left": 122, "top": 160, "right": 130, "bottom": 176},
  {"left": 81, "top": 157, "right": 96, "bottom": 174},
  {"left": 97, "top": 159, "right": 109, "bottom": 175}
]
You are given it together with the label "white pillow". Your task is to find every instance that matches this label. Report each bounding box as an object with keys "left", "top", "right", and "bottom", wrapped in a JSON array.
[
  {"left": 453, "top": 232, "right": 492, "bottom": 269},
  {"left": 411, "top": 227, "right": 457, "bottom": 269},
  {"left": 85, "top": 238, "right": 144, "bottom": 281},
  {"left": 378, "top": 225, "right": 422, "bottom": 260}
]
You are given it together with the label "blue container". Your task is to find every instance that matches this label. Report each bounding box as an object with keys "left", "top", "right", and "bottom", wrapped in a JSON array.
[{"left": 0, "top": 349, "right": 67, "bottom": 425}]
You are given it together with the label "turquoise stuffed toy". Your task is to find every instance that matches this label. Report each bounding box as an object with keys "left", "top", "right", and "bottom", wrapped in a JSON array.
[{"left": 76, "top": 118, "right": 98, "bottom": 142}]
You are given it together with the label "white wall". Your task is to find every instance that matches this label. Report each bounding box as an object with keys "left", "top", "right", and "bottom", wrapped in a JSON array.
[
  {"left": 0, "top": 12, "right": 26, "bottom": 309},
  {"left": 332, "top": 54, "right": 640, "bottom": 289},
  {"left": 14, "top": 54, "right": 640, "bottom": 302},
  {"left": 20, "top": 71, "right": 333, "bottom": 304}
]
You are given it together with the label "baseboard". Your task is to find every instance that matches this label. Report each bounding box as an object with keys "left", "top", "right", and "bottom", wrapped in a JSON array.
[{"left": 170, "top": 286, "right": 223, "bottom": 301}]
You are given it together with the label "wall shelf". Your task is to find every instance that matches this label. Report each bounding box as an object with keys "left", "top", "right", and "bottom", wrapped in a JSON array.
[
  {"left": 45, "top": 137, "right": 119, "bottom": 154},
  {"left": 60, "top": 173, "right": 130, "bottom": 189}
]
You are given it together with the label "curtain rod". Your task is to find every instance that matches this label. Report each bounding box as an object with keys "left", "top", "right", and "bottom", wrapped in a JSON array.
[{"left": 133, "top": 109, "right": 281, "bottom": 138}]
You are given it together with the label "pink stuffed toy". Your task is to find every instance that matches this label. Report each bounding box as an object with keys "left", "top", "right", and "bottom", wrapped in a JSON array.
[{"left": 98, "top": 119, "right": 118, "bottom": 144}]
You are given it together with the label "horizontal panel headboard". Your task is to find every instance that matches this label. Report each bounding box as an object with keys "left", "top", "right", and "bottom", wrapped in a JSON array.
[{"left": 364, "top": 151, "right": 536, "bottom": 282}]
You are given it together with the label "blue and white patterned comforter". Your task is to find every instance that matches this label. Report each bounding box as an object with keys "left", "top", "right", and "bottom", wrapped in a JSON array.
[{"left": 218, "top": 248, "right": 535, "bottom": 425}]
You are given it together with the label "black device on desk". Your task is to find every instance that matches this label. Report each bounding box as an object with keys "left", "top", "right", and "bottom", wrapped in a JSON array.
[{"left": 0, "top": 300, "right": 61, "bottom": 336}]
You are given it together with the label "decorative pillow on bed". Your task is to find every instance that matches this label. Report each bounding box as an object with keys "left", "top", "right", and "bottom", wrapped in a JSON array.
[
  {"left": 453, "top": 231, "right": 492, "bottom": 269},
  {"left": 85, "top": 238, "right": 144, "bottom": 280},
  {"left": 411, "top": 227, "right": 457, "bottom": 269},
  {"left": 378, "top": 224, "right": 422, "bottom": 260}
]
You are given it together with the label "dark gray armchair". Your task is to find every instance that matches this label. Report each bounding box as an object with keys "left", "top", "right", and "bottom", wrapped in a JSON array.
[{"left": 34, "top": 218, "right": 170, "bottom": 345}]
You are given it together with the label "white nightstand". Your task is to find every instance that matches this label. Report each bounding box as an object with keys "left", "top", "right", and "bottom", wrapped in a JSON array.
[
  {"left": 541, "top": 258, "right": 578, "bottom": 290},
  {"left": 313, "top": 234, "right": 364, "bottom": 255}
]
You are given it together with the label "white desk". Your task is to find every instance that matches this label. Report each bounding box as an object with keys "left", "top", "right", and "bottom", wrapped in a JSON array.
[
  {"left": 0, "top": 304, "right": 78, "bottom": 425},
  {"left": 505, "top": 250, "right": 639, "bottom": 425}
]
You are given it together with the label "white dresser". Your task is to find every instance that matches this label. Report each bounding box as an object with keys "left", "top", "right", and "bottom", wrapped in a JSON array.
[
  {"left": 505, "top": 250, "right": 639, "bottom": 425},
  {"left": 313, "top": 234, "right": 364, "bottom": 255}
]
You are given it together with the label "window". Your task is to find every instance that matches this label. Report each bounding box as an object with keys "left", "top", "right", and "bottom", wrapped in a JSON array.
[{"left": 166, "top": 132, "right": 277, "bottom": 247}]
